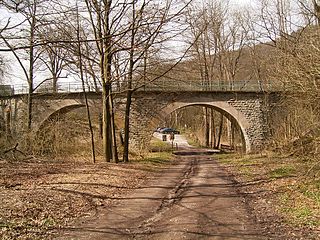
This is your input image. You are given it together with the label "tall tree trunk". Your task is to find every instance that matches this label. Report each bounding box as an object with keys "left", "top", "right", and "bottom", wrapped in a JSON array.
[
  {"left": 52, "top": 75, "right": 58, "bottom": 93},
  {"left": 227, "top": 119, "right": 234, "bottom": 148},
  {"left": 216, "top": 113, "right": 223, "bottom": 148},
  {"left": 100, "top": 46, "right": 111, "bottom": 162},
  {"left": 123, "top": 90, "right": 132, "bottom": 162},
  {"left": 204, "top": 107, "right": 210, "bottom": 147},
  {"left": 77, "top": 11, "right": 96, "bottom": 163},
  {"left": 104, "top": 45, "right": 118, "bottom": 163},
  {"left": 85, "top": 0, "right": 113, "bottom": 162},
  {"left": 109, "top": 87, "right": 118, "bottom": 163},
  {"left": 27, "top": 80, "right": 33, "bottom": 130},
  {"left": 27, "top": 13, "right": 36, "bottom": 130},
  {"left": 210, "top": 108, "right": 216, "bottom": 148},
  {"left": 103, "top": 0, "right": 117, "bottom": 163},
  {"left": 102, "top": 83, "right": 111, "bottom": 162},
  {"left": 123, "top": 1, "right": 136, "bottom": 162},
  {"left": 314, "top": 0, "right": 320, "bottom": 25}
]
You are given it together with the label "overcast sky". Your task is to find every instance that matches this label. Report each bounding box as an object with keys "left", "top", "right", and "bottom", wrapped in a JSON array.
[
  {"left": 0, "top": 0, "right": 292, "bottom": 87},
  {"left": 230, "top": 0, "right": 252, "bottom": 7},
  {"left": 1, "top": 0, "right": 255, "bottom": 87},
  {"left": 232, "top": 0, "right": 263, "bottom": 11}
]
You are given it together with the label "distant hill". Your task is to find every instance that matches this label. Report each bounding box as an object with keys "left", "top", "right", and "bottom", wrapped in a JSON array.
[{"left": 143, "top": 42, "right": 278, "bottom": 91}]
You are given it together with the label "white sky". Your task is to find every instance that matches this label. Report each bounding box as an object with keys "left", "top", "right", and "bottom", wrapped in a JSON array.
[
  {"left": 0, "top": 0, "right": 296, "bottom": 87},
  {"left": 1, "top": 0, "right": 257, "bottom": 87},
  {"left": 229, "top": 0, "right": 253, "bottom": 7}
]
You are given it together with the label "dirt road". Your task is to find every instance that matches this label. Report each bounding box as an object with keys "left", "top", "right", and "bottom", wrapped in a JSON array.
[{"left": 57, "top": 149, "right": 266, "bottom": 240}]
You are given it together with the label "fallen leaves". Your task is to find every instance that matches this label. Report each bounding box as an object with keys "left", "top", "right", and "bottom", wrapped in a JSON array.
[{"left": 0, "top": 159, "right": 156, "bottom": 239}]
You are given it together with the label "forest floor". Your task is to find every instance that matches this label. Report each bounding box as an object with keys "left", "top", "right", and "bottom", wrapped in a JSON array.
[
  {"left": 0, "top": 150, "right": 319, "bottom": 239},
  {"left": 216, "top": 152, "right": 320, "bottom": 240},
  {"left": 0, "top": 153, "right": 172, "bottom": 240}
]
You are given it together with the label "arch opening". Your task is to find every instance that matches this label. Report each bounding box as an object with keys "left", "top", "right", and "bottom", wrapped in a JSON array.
[
  {"left": 37, "top": 104, "right": 85, "bottom": 132},
  {"left": 148, "top": 102, "right": 251, "bottom": 153},
  {"left": 33, "top": 104, "right": 103, "bottom": 157}
]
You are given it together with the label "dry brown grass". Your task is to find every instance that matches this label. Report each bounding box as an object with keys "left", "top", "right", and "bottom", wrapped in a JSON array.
[
  {"left": 0, "top": 156, "right": 166, "bottom": 239},
  {"left": 217, "top": 152, "right": 320, "bottom": 239}
]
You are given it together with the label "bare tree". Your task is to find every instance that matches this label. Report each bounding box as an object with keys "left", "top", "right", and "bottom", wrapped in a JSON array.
[
  {"left": 81, "top": 0, "right": 194, "bottom": 162},
  {"left": 313, "top": 0, "right": 320, "bottom": 24},
  {"left": 250, "top": 0, "right": 320, "bottom": 156},
  {"left": 0, "top": 56, "right": 5, "bottom": 84},
  {"left": 84, "top": 0, "right": 135, "bottom": 162},
  {"left": 184, "top": 0, "right": 249, "bottom": 148},
  {"left": 0, "top": 0, "right": 56, "bottom": 129},
  {"left": 122, "top": 0, "right": 184, "bottom": 162},
  {"left": 75, "top": 6, "right": 96, "bottom": 163},
  {"left": 37, "top": 26, "right": 69, "bottom": 92}
]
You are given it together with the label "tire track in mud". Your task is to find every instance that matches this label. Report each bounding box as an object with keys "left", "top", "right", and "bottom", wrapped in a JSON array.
[{"left": 133, "top": 157, "right": 198, "bottom": 234}]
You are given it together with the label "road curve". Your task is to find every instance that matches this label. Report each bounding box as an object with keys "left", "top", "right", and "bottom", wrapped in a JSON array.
[{"left": 56, "top": 149, "right": 266, "bottom": 240}]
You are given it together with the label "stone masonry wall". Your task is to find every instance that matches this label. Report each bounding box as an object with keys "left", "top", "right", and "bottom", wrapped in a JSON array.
[
  {"left": 1, "top": 91, "right": 276, "bottom": 153},
  {"left": 227, "top": 97, "right": 268, "bottom": 151},
  {"left": 129, "top": 92, "right": 273, "bottom": 153}
]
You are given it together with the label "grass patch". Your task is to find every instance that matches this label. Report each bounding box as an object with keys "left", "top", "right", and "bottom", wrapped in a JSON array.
[
  {"left": 216, "top": 153, "right": 262, "bottom": 167},
  {"left": 133, "top": 137, "right": 176, "bottom": 169},
  {"left": 181, "top": 129, "right": 201, "bottom": 147},
  {"left": 294, "top": 206, "right": 313, "bottom": 220},
  {"left": 280, "top": 195, "right": 319, "bottom": 227},
  {"left": 288, "top": 206, "right": 317, "bottom": 226},
  {"left": 137, "top": 151, "right": 173, "bottom": 166},
  {"left": 298, "top": 180, "right": 320, "bottom": 204},
  {"left": 186, "top": 138, "right": 201, "bottom": 148},
  {"left": 238, "top": 166, "right": 256, "bottom": 179},
  {"left": 268, "top": 166, "right": 296, "bottom": 179},
  {"left": 215, "top": 153, "right": 237, "bottom": 162},
  {"left": 216, "top": 153, "right": 320, "bottom": 231},
  {"left": 149, "top": 137, "right": 173, "bottom": 152}
]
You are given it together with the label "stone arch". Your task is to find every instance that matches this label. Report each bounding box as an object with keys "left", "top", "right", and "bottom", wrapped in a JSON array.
[
  {"left": 36, "top": 103, "right": 85, "bottom": 132},
  {"left": 33, "top": 97, "right": 104, "bottom": 132},
  {"left": 149, "top": 101, "right": 252, "bottom": 153}
]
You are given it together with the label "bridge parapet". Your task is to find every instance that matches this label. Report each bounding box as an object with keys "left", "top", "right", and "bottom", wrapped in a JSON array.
[
  {"left": 0, "top": 85, "right": 14, "bottom": 96},
  {"left": 1, "top": 79, "right": 280, "bottom": 97}
]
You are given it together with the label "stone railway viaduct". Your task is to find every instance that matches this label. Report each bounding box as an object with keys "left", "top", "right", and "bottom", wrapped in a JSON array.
[{"left": 0, "top": 89, "right": 279, "bottom": 153}]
